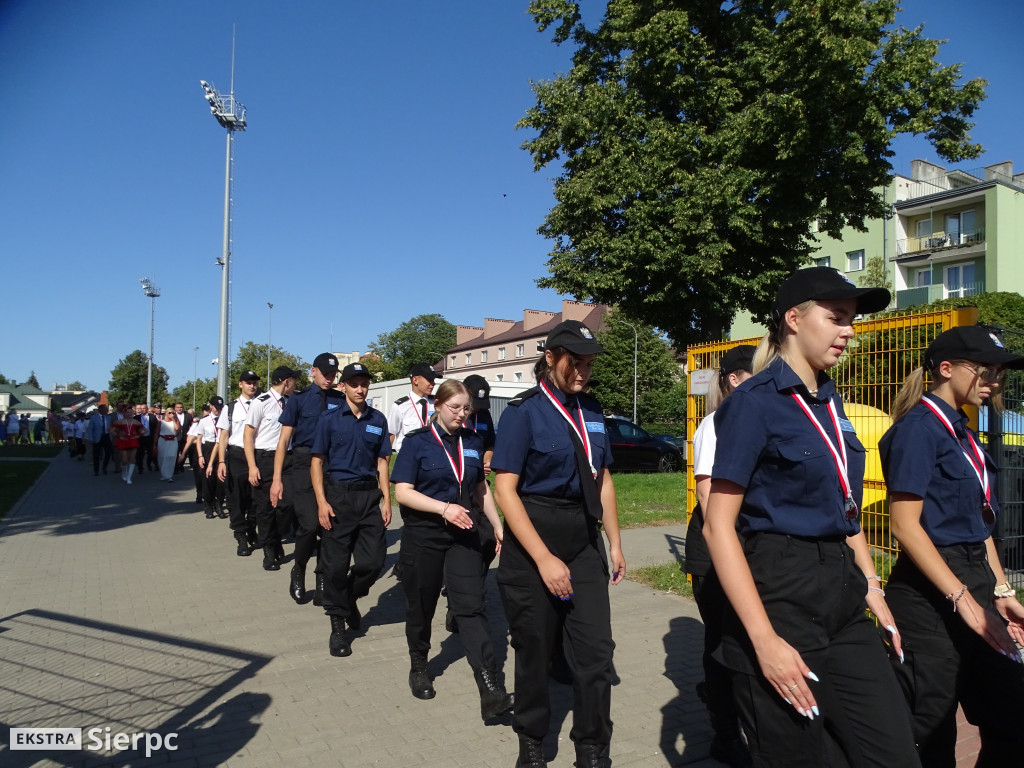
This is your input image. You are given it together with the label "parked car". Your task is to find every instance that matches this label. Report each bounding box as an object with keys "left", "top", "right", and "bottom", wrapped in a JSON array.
[{"left": 604, "top": 415, "right": 682, "bottom": 473}]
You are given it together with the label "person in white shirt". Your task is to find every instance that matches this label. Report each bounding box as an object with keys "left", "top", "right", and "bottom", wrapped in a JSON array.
[
  {"left": 180, "top": 405, "right": 209, "bottom": 504},
  {"left": 197, "top": 396, "right": 225, "bottom": 518},
  {"left": 216, "top": 370, "right": 262, "bottom": 557},
  {"left": 387, "top": 363, "right": 440, "bottom": 452}
]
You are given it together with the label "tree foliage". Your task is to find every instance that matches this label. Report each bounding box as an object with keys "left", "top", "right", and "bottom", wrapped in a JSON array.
[
  {"left": 26, "top": 371, "right": 40, "bottom": 388},
  {"left": 66, "top": 381, "right": 86, "bottom": 391},
  {"left": 170, "top": 377, "right": 219, "bottom": 412},
  {"left": 0, "top": 372, "right": 8, "bottom": 385},
  {"left": 863, "top": 255, "right": 892, "bottom": 293},
  {"left": 520, "top": 0, "right": 986, "bottom": 348},
  {"left": 588, "top": 308, "right": 686, "bottom": 423},
  {"left": 227, "top": 341, "right": 309, "bottom": 401},
  {"left": 366, "top": 314, "right": 456, "bottom": 381},
  {"left": 108, "top": 350, "right": 170, "bottom": 405}
]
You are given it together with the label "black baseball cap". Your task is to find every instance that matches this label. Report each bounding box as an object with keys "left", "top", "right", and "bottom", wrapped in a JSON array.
[
  {"left": 773, "top": 267, "right": 891, "bottom": 321},
  {"left": 463, "top": 374, "right": 491, "bottom": 410},
  {"left": 409, "top": 363, "right": 440, "bottom": 381},
  {"left": 925, "top": 326, "right": 1024, "bottom": 370},
  {"left": 271, "top": 366, "right": 299, "bottom": 384},
  {"left": 544, "top": 320, "right": 604, "bottom": 355},
  {"left": 313, "top": 353, "right": 339, "bottom": 375},
  {"left": 340, "top": 362, "right": 372, "bottom": 382},
  {"left": 238, "top": 370, "right": 260, "bottom": 382},
  {"left": 208, "top": 395, "right": 225, "bottom": 409},
  {"left": 720, "top": 345, "right": 756, "bottom": 375}
]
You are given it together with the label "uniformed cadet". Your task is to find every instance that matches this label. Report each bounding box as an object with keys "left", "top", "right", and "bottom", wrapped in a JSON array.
[
  {"left": 392, "top": 379, "right": 513, "bottom": 720},
  {"left": 197, "top": 396, "right": 225, "bottom": 518},
  {"left": 880, "top": 326, "right": 1024, "bottom": 767},
  {"left": 215, "top": 370, "right": 262, "bottom": 557},
  {"left": 182, "top": 404, "right": 209, "bottom": 504},
  {"left": 461, "top": 374, "right": 496, "bottom": 473},
  {"left": 492, "top": 320, "right": 626, "bottom": 768},
  {"left": 704, "top": 267, "right": 919, "bottom": 767},
  {"left": 310, "top": 363, "right": 392, "bottom": 657},
  {"left": 387, "top": 362, "right": 440, "bottom": 451},
  {"left": 272, "top": 352, "right": 345, "bottom": 605},
  {"left": 244, "top": 366, "right": 298, "bottom": 571}
]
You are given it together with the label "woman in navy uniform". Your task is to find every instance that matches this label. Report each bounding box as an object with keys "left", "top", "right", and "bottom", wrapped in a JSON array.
[
  {"left": 492, "top": 320, "right": 626, "bottom": 768},
  {"left": 880, "top": 326, "right": 1024, "bottom": 767},
  {"left": 392, "top": 379, "right": 512, "bottom": 720},
  {"left": 704, "top": 267, "right": 919, "bottom": 768}
]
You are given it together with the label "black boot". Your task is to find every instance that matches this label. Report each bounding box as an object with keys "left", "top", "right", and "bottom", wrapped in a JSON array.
[
  {"left": 274, "top": 541, "right": 286, "bottom": 564},
  {"left": 573, "top": 744, "right": 610, "bottom": 768},
  {"left": 515, "top": 735, "right": 546, "bottom": 768},
  {"left": 246, "top": 526, "right": 258, "bottom": 548},
  {"left": 408, "top": 651, "right": 435, "bottom": 700},
  {"left": 262, "top": 545, "right": 280, "bottom": 571},
  {"left": 708, "top": 713, "right": 752, "bottom": 768},
  {"left": 473, "top": 665, "right": 514, "bottom": 721},
  {"left": 329, "top": 615, "right": 351, "bottom": 657},
  {"left": 204, "top": 503, "right": 216, "bottom": 519},
  {"left": 312, "top": 571, "right": 325, "bottom": 607},
  {"left": 347, "top": 593, "right": 362, "bottom": 630},
  {"left": 234, "top": 531, "right": 251, "bottom": 557},
  {"left": 289, "top": 563, "right": 305, "bottom": 603}
]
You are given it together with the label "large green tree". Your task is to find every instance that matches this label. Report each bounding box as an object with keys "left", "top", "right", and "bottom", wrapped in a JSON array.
[
  {"left": 26, "top": 371, "right": 40, "bottom": 388},
  {"left": 227, "top": 342, "right": 309, "bottom": 401},
  {"left": 170, "top": 377, "right": 219, "bottom": 413},
  {"left": 588, "top": 308, "right": 686, "bottom": 423},
  {"left": 520, "top": 0, "right": 986, "bottom": 348},
  {"left": 108, "top": 350, "right": 170, "bottom": 405},
  {"left": 367, "top": 314, "right": 456, "bottom": 381}
]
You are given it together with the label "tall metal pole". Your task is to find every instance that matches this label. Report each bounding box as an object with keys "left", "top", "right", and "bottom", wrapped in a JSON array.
[
  {"left": 192, "top": 346, "right": 199, "bottom": 412},
  {"left": 147, "top": 294, "right": 155, "bottom": 406},
  {"left": 267, "top": 302, "right": 274, "bottom": 382},
  {"left": 614, "top": 318, "right": 638, "bottom": 424},
  {"left": 217, "top": 130, "right": 233, "bottom": 400}
]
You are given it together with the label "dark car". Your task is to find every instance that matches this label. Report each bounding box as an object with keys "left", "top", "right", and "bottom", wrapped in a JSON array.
[{"left": 604, "top": 416, "right": 682, "bottom": 473}]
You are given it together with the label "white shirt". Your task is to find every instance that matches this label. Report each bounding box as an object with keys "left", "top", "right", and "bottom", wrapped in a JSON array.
[
  {"left": 245, "top": 389, "right": 288, "bottom": 451},
  {"left": 187, "top": 420, "right": 202, "bottom": 438},
  {"left": 692, "top": 411, "right": 718, "bottom": 478},
  {"left": 387, "top": 390, "right": 435, "bottom": 451},
  {"left": 216, "top": 396, "right": 255, "bottom": 448},
  {"left": 198, "top": 413, "right": 219, "bottom": 444}
]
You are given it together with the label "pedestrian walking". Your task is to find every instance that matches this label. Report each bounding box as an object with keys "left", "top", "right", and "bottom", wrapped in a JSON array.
[
  {"left": 216, "top": 371, "right": 262, "bottom": 556},
  {"left": 388, "top": 363, "right": 439, "bottom": 451},
  {"left": 156, "top": 409, "right": 179, "bottom": 481},
  {"left": 197, "top": 397, "right": 225, "bottom": 518},
  {"left": 87, "top": 404, "right": 114, "bottom": 475}
]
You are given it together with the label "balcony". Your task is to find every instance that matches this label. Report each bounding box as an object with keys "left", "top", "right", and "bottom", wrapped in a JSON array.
[
  {"left": 896, "top": 227, "right": 986, "bottom": 257},
  {"left": 895, "top": 280, "right": 985, "bottom": 310}
]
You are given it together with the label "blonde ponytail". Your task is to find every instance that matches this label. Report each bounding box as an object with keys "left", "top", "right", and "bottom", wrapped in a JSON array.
[{"left": 890, "top": 367, "right": 926, "bottom": 422}]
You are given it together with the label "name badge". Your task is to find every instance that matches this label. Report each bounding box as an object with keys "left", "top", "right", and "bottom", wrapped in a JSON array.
[
  {"left": 476, "top": 423, "right": 489, "bottom": 431},
  {"left": 585, "top": 421, "right": 605, "bottom": 433},
  {"left": 365, "top": 425, "right": 383, "bottom": 435},
  {"left": 463, "top": 448, "right": 480, "bottom": 459},
  {"left": 327, "top": 403, "right": 339, "bottom": 410},
  {"left": 838, "top": 419, "right": 855, "bottom": 433}
]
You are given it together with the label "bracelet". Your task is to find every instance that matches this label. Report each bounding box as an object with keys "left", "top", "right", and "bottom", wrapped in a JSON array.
[
  {"left": 441, "top": 502, "right": 450, "bottom": 521},
  {"left": 946, "top": 585, "right": 967, "bottom": 613},
  {"left": 868, "top": 586, "right": 885, "bottom": 597},
  {"left": 865, "top": 574, "right": 882, "bottom": 582},
  {"left": 994, "top": 581, "right": 1017, "bottom": 599}
]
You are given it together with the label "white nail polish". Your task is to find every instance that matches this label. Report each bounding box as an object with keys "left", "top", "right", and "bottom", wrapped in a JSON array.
[
  {"left": 811, "top": 705, "right": 820, "bottom": 716},
  {"left": 784, "top": 697, "right": 791, "bottom": 705},
  {"left": 807, "top": 671, "right": 820, "bottom": 682}
]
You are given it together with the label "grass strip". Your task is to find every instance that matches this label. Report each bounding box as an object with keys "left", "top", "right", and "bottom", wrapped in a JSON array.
[
  {"left": 627, "top": 561, "right": 693, "bottom": 599},
  {"left": 0, "top": 461, "right": 50, "bottom": 520}
]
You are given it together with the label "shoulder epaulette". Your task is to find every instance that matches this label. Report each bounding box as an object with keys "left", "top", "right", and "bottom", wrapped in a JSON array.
[
  {"left": 257, "top": 393, "right": 272, "bottom": 401},
  {"left": 293, "top": 386, "right": 310, "bottom": 396},
  {"left": 507, "top": 387, "right": 540, "bottom": 407},
  {"left": 394, "top": 395, "right": 409, "bottom": 405},
  {"left": 405, "top": 425, "right": 430, "bottom": 438}
]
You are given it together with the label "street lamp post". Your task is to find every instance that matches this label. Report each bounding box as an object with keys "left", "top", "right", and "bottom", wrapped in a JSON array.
[
  {"left": 614, "top": 318, "right": 638, "bottom": 424},
  {"left": 267, "top": 302, "right": 274, "bottom": 382},
  {"left": 201, "top": 42, "right": 246, "bottom": 401},
  {"left": 140, "top": 278, "right": 161, "bottom": 407},
  {"left": 192, "top": 346, "right": 199, "bottom": 412}
]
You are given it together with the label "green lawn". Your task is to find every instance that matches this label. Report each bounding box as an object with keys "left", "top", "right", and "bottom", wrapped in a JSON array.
[
  {"left": 612, "top": 472, "right": 687, "bottom": 528},
  {"left": 0, "top": 461, "right": 50, "bottom": 520},
  {"left": 0, "top": 444, "right": 65, "bottom": 459},
  {"left": 627, "top": 561, "right": 693, "bottom": 598}
]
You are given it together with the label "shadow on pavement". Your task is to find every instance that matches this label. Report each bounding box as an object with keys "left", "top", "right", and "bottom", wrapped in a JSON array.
[
  {"left": 661, "top": 615, "right": 715, "bottom": 766},
  {"left": 0, "top": 608, "right": 272, "bottom": 767}
]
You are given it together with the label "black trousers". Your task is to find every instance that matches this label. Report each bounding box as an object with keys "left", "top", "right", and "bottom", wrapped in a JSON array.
[
  {"left": 717, "top": 533, "right": 919, "bottom": 768},
  {"left": 887, "top": 544, "right": 1024, "bottom": 768},
  {"left": 200, "top": 442, "right": 224, "bottom": 505},
  {"left": 188, "top": 444, "right": 203, "bottom": 497},
  {"left": 225, "top": 445, "right": 256, "bottom": 534},
  {"left": 497, "top": 496, "right": 614, "bottom": 747},
  {"left": 319, "top": 479, "right": 385, "bottom": 620},
  {"left": 692, "top": 569, "right": 741, "bottom": 736},
  {"left": 287, "top": 448, "right": 321, "bottom": 569},
  {"left": 137, "top": 437, "right": 157, "bottom": 470},
  {"left": 92, "top": 435, "right": 113, "bottom": 473},
  {"left": 252, "top": 450, "right": 293, "bottom": 548},
  {"left": 400, "top": 510, "right": 495, "bottom": 671}
]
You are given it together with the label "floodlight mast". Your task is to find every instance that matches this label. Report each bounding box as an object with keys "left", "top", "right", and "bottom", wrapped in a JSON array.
[
  {"left": 140, "top": 278, "right": 161, "bottom": 408},
  {"left": 200, "top": 60, "right": 246, "bottom": 401}
]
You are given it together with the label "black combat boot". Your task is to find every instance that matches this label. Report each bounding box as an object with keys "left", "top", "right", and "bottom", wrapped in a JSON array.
[
  {"left": 515, "top": 735, "right": 546, "bottom": 767},
  {"left": 573, "top": 743, "right": 610, "bottom": 768},
  {"left": 204, "top": 502, "right": 216, "bottom": 519},
  {"left": 312, "top": 571, "right": 325, "bottom": 607},
  {"left": 234, "top": 531, "right": 251, "bottom": 557},
  {"left": 262, "top": 546, "right": 280, "bottom": 571},
  {"left": 473, "top": 665, "right": 514, "bottom": 721},
  {"left": 328, "top": 615, "right": 351, "bottom": 657},
  {"left": 408, "top": 651, "right": 435, "bottom": 700},
  {"left": 289, "top": 563, "right": 305, "bottom": 603}
]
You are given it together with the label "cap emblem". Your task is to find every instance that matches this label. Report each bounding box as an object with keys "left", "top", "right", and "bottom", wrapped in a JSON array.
[
  {"left": 990, "top": 333, "right": 1004, "bottom": 348},
  {"left": 579, "top": 326, "right": 594, "bottom": 339},
  {"left": 354, "top": 364, "right": 363, "bottom": 371},
  {"left": 477, "top": 389, "right": 485, "bottom": 398}
]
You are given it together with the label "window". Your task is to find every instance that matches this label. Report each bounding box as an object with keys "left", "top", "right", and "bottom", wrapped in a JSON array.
[
  {"left": 915, "top": 219, "right": 932, "bottom": 238},
  {"left": 515, "top": 372, "right": 523, "bottom": 383},
  {"left": 498, "top": 347, "right": 506, "bottom": 360},
  {"left": 496, "top": 373, "right": 504, "bottom": 382},
  {"left": 465, "top": 353, "right": 472, "bottom": 365},
  {"left": 914, "top": 268, "right": 931, "bottom": 287},
  {"left": 946, "top": 209, "right": 977, "bottom": 245},
  {"left": 450, "top": 355, "right": 456, "bottom": 367},
  {"left": 516, "top": 343, "right": 525, "bottom": 358},
  {"left": 480, "top": 350, "right": 488, "bottom": 363},
  {"left": 814, "top": 256, "right": 831, "bottom": 268},
  {"left": 945, "top": 263, "right": 977, "bottom": 298},
  {"left": 847, "top": 249, "right": 865, "bottom": 272}
]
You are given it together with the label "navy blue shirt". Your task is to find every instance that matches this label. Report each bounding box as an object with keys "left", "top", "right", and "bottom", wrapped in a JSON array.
[
  {"left": 463, "top": 409, "right": 496, "bottom": 452},
  {"left": 311, "top": 401, "right": 391, "bottom": 482},
  {"left": 879, "top": 394, "right": 997, "bottom": 546},
  {"left": 712, "top": 357, "right": 866, "bottom": 538},
  {"left": 279, "top": 384, "right": 345, "bottom": 448},
  {"left": 491, "top": 384, "right": 612, "bottom": 499},
  {"left": 392, "top": 425, "right": 486, "bottom": 510}
]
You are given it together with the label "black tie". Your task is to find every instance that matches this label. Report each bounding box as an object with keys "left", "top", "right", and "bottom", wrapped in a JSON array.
[
  {"left": 419, "top": 398, "right": 427, "bottom": 423},
  {"left": 566, "top": 400, "right": 602, "bottom": 520},
  {"left": 319, "top": 386, "right": 328, "bottom": 412}
]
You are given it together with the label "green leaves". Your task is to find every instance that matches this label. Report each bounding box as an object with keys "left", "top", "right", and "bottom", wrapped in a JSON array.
[{"left": 366, "top": 313, "right": 456, "bottom": 382}]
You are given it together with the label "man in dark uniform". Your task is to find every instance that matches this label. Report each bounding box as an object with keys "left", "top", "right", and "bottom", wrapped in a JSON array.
[
  {"left": 311, "top": 362, "right": 392, "bottom": 657},
  {"left": 216, "top": 371, "right": 262, "bottom": 556},
  {"left": 272, "top": 353, "right": 345, "bottom": 604}
]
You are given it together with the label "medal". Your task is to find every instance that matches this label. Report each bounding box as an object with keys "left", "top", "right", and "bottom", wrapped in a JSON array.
[
  {"left": 844, "top": 497, "right": 859, "bottom": 518},
  {"left": 982, "top": 503, "right": 995, "bottom": 525}
]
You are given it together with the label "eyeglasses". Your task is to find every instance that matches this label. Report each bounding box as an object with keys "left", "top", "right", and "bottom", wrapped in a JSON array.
[
  {"left": 957, "top": 363, "right": 1005, "bottom": 383},
  {"left": 443, "top": 403, "right": 472, "bottom": 416}
]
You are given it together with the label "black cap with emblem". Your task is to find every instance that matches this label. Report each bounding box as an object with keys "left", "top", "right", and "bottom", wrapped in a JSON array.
[
  {"left": 463, "top": 374, "right": 491, "bottom": 410},
  {"left": 773, "top": 266, "right": 891, "bottom": 322},
  {"left": 544, "top": 320, "right": 604, "bottom": 356},
  {"left": 312, "top": 352, "right": 339, "bottom": 375}
]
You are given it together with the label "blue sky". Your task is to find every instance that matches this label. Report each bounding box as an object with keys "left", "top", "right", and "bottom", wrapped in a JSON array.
[{"left": 1, "top": 0, "right": 1020, "bottom": 394}]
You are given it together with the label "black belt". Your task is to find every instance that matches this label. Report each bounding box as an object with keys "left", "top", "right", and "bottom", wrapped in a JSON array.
[
  {"left": 227, "top": 444, "right": 246, "bottom": 453},
  {"left": 326, "top": 477, "right": 378, "bottom": 491},
  {"left": 292, "top": 444, "right": 312, "bottom": 453},
  {"left": 936, "top": 542, "right": 988, "bottom": 562},
  {"left": 521, "top": 494, "right": 584, "bottom": 509},
  {"left": 256, "top": 448, "right": 277, "bottom": 456}
]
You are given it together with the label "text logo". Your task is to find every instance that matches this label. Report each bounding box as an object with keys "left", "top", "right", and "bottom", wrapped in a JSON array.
[{"left": 10, "top": 728, "right": 83, "bottom": 750}]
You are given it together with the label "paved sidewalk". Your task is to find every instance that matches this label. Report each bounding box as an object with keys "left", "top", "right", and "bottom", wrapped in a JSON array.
[{"left": 0, "top": 456, "right": 722, "bottom": 768}]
